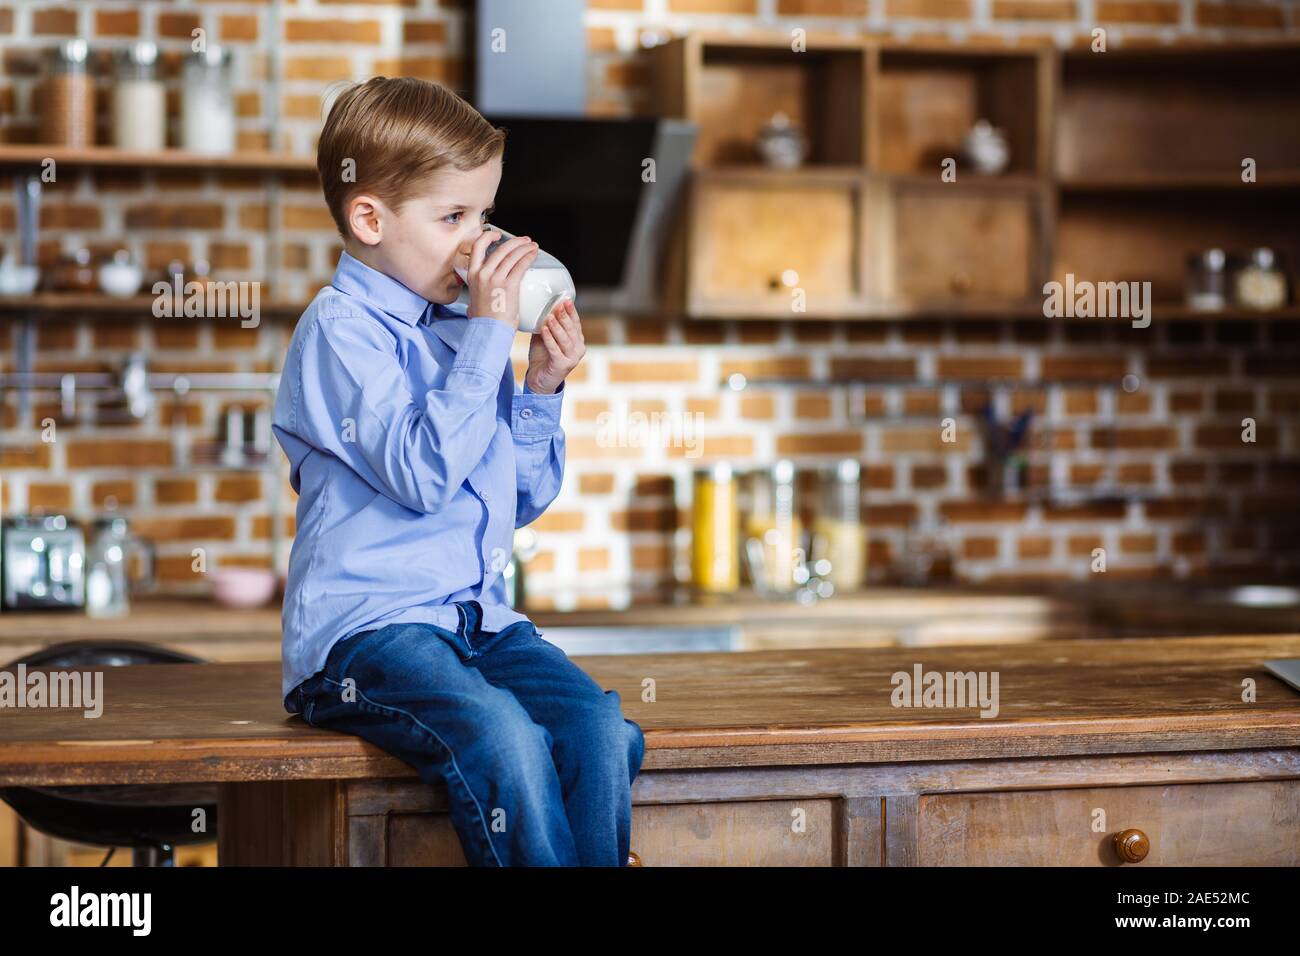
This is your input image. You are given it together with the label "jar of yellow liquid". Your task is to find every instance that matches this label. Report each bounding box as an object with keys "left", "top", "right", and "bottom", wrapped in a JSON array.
[
  {"left": 811, "top": 459, "right": 866, "bottom": 592},
  {"left": 690, "top": 463, "right": 739, "bottom": 593}
]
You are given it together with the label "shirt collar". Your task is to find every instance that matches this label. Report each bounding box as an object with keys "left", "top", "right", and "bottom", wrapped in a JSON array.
[
  {"left": 429, "top": 299, "right": 470, "bottom": 352},
  {"left": 330, "top": 249, "right": 432, "bottom": 326}
]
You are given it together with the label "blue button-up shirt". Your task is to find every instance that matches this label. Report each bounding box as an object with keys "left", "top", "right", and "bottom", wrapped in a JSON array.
[{"left": 273, "top": 250, "right": 565, "bottom": 712}]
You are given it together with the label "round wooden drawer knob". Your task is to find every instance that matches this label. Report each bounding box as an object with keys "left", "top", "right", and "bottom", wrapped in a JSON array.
[
  {"left": 627, "top": 851, "right": 643, "bottom": 867},
  {"left": 1113, "top": 828, "right": 1149, "bottom": 863}
]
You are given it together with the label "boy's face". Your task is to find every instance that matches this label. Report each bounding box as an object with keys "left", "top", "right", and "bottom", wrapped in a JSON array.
[{"left": 350, "top": 155, "right": 502, "bottom": 306}]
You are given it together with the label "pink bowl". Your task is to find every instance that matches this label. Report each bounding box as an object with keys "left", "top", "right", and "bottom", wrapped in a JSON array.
[{"left": 211, "top": 568, "right": 278, "bottom": 608}]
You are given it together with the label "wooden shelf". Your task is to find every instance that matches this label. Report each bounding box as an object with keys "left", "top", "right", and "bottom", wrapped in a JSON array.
[
  {"left": 1058, "top": 172, "right": 1300, "bottom": 192},
  {"left": 694, "top": 164, "right": 866, "bottom": 183},
  {"left": 1061, "top": 39, "right": 1300, "bottom": 67},
  {"left": 1149, "top": 303, "right": 1300, "bottom": 321},
  {"left": 0, "top": 293, "right": 308, "bottom": 317},
  {"left": 0, "top": 144, "right": 316, "bottom": 175},
  {"left": 883, "top": 170, "right": 1048, "bottom": 191}
]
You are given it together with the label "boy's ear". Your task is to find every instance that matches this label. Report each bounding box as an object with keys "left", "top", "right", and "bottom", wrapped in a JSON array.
[{"left": 347, "top": 194, "right": 384, "bottom": 247}]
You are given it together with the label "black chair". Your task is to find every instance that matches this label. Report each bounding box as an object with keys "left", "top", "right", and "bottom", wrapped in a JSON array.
[{"left": 1, "top": 640, "right": 219, "bottom": 867}]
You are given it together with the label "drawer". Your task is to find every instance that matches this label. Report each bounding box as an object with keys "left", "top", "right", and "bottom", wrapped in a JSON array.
[
  {"left": 629, "top": 799, "right": 837, "bottom": 866},
  {"left": 687, "top": 170, "right": 867, "bottom": 318},
  {"left": 884, "top": 183, "right": 1042, "bottom": 304},
  {"left": 382, "top": 799, "right": 838, "bottom": 866},
  {"left": 916, "top": 779, "right": 1300, "bottom": 866}
]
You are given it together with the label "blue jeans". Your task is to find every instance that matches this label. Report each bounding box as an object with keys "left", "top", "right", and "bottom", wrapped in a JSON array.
[{"left": 290, "top": 601, "right": 646, "bottom": 866}]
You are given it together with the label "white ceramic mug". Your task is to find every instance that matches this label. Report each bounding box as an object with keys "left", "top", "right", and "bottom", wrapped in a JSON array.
[{"left": 454, "top": 226, "right": 575, "bottom": 334}]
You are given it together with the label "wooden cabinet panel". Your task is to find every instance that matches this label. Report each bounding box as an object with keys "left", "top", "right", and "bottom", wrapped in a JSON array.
[
  {"left": 916, "top": 780, "right": 1300, "bottom": 866},
  {"left": 388, "top": 813, "right": 467, "bottom": 866},
  {"left": 630, "top": 799, "right": 837, "bottom": 866},
  {"left": 688, "top": 171, "right": 866, "bottom": 317},
  {"left": 888, "top": 186, "right": 1038, "bottom": 304},
  {"left": 384, "top": 799, "right": 837, "bottom": 867}
]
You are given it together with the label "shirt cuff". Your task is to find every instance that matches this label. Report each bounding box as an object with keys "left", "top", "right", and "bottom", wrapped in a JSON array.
[
  {"left": 523, "top": 379, "right": 564, "bottom": 396},
  {"left": 514, "top": 381, "right": 563, "bottom": 438},
  {"left": 451, "top": 316, "right": 515, "bottom": 381}
]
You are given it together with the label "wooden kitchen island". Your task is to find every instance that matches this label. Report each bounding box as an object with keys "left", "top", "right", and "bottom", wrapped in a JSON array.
[{"left": 2, "top": 635, "right": 1300, "bottom": 866}]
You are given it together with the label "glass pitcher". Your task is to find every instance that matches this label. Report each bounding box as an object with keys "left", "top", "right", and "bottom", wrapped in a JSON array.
[
  {"left": 454, "top": 225, "right": 575, "bottom": 333},
  {"left": 85, "top": 517, "right": 157, "bottom": 618}
]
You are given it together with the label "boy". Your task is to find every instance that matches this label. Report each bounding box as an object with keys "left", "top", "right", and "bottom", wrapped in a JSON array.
[{"left": 272, "top": 76, "right": 645, "bottom": 866}]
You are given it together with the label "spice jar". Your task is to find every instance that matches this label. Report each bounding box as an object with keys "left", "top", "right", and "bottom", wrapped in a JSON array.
[
  {"left": 811, "top": 459, "right": 865, "bottom": 592},
  {"left": 181, "top": 47, "right": 235, "bottom": 155},
  {"left": 112, "top": 42, "right": 165, "bottom": 152},
  {"left": 41, "top": 40, "right": 96, "bottom": 147},
  {"left": 1185, "top": 248, "right": 1229, "bottom": 312},
  {"left": 690, "top": 463, "right": 739, "bottom": 594},
  {"left": 1234, "top": 248, "right": 1288, "bottom": 312}
]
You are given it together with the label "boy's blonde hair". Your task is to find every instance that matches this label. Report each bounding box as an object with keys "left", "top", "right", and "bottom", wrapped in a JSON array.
[{"left": 316, "top": 76, "right": 507, "bottom": 240}]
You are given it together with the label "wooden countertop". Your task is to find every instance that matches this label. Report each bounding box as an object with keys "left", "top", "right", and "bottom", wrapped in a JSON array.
[
  {"left": 0, "top": 589, "right": 1069, "bottom": 641},
  {"left": 2, "top": 634, "right": 1299, "bottom": 786},
  {"left": 1, "top": 586, "right": 1295, "bottom": 654}
]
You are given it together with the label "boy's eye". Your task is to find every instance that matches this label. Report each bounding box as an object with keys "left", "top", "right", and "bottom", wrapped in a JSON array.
[{"left": 443, "top": 210, "right": 494, "bottom": 225}]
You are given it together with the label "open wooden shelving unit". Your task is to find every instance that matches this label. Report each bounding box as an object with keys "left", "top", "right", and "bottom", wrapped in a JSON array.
[
  {"left": 652, "top": 32, "right": 1300, "bottom": 322},
  {"left": 1054, "top": 42, "right": 1300, "bottom": 307},
  {"left": 0, "top": 144, "right": 317, "bottom": 321}
]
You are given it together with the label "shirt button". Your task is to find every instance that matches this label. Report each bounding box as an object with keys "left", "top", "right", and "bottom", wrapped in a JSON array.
[
  {"left": 520, "top": 408, "right": 533, "bottom": 419},
  {"left": 481, "top": 490, "right": 489, "bottom": 500}
]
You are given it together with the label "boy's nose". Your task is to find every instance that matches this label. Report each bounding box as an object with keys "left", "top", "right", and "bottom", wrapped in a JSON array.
[
  {"left": 457, "top": 227, "right": 491, "bottom": 259},
  {"left": 458, "top": 227, "right": 488, "bottom": 255}
]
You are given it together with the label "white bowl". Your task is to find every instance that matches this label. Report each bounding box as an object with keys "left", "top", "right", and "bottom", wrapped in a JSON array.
[
  {"left": 0, "top": 264, "right": 40, "bottom": 296},
  {"left": 99, "top": 262, "right": 145, "bottom": 298}
]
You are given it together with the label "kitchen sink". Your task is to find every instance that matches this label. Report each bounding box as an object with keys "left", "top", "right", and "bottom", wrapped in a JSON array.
[
  {"left": 1208, "top": 586, "right": 1300, "bottom": 608},
  {"left": 535, "top": 625, "right": 741, "bottom": 655}
]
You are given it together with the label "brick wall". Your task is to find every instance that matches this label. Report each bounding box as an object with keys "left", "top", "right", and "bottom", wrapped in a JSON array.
[{"left": 2, "top": 1, "right": 1298, "bottom": 610}]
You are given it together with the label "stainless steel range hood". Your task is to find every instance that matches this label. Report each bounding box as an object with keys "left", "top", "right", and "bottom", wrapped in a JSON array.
[{"left": 471, "top": 1, "right": 695, "bottom": 315}]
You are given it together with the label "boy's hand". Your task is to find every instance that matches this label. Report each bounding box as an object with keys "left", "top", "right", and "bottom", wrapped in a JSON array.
[
  {"left": 467, "top": 229, "right": 539, "bottom": 331},
  {"left": 525, "top": 299, "right": 584, "bottom": 395}
]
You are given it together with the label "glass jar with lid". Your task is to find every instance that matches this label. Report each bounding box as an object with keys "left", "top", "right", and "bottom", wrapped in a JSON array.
[
  {"left": 112, "top": 42, "right": 165, "bottom": 151},
  {"left": 41, "top": 39, "right": 95, "bottom": 147},
  {"left": 810, "top": 458, "right": 865, "bottom": 592},
  {"left": 181, "top": 47, "right": 235, "bottom": 155},
  {"left": 690, "top": 462, "right": 739, "bottom": 594},
  {"left": 742, "top": 459, "right": 801, "bottom": 595},
  {"left": 1185, "top": 248, "right": 1229, "bottom": 312},
  {"left": 1234, "top": 248, "right": 1288, "bottom": 312}
]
